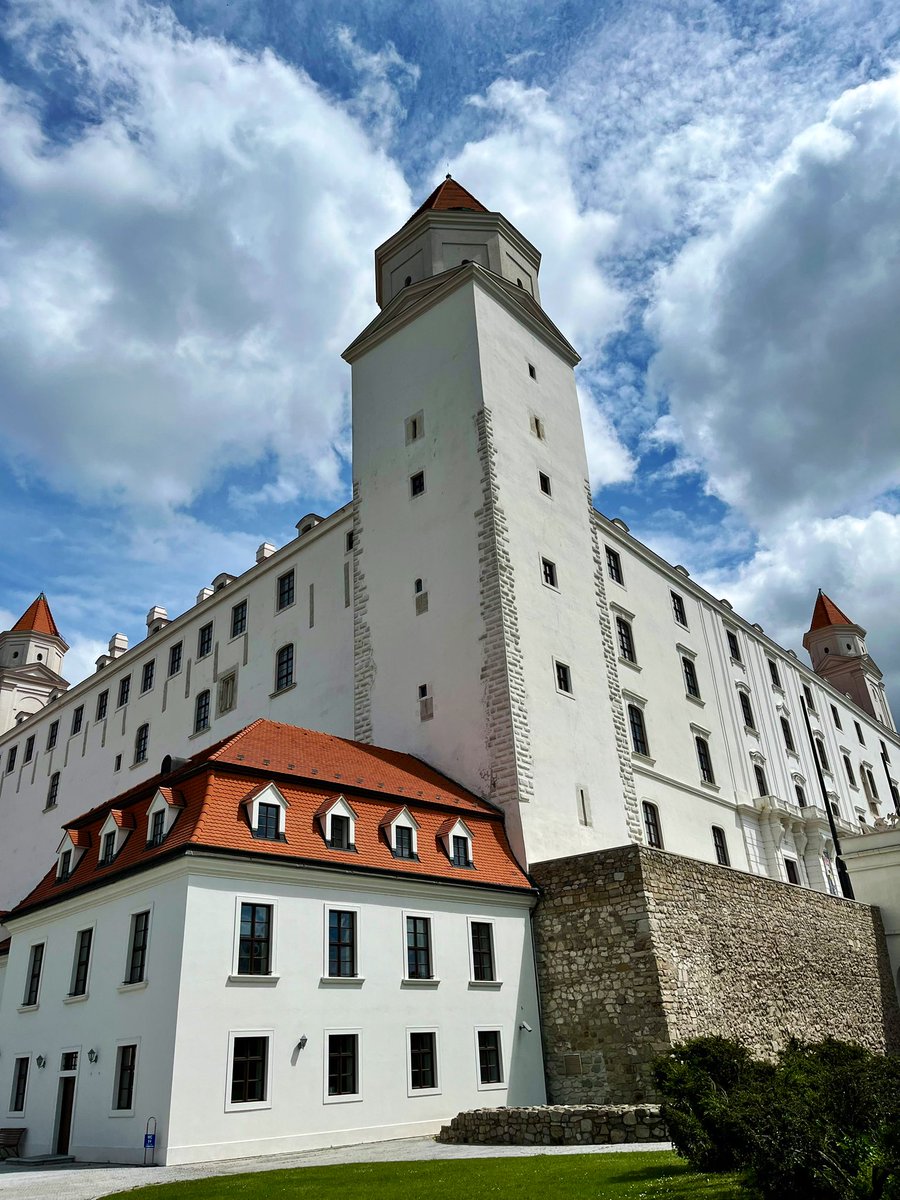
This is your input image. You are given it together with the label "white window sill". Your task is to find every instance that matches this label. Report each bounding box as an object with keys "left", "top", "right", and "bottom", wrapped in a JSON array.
[
  {"left": 108, "top": 1110, "right": 136, "bottom": 1119},
  {"left": 225, "top": 1100, "right": 272, "bottom": 1114},
  {"left": 64, "top": 993, "right": 89, "bottom": 1004},
  {"left": 408, "top": 1086, "right": 442, "bottom": 1098},
  {"left": 618, "top": 657, "right": 641, "bottom": 671},
  {"left": 319, "top": 976, "right": 365, "bottom": 987},
  {"left": 188, "top": 727, "right": 210, "bottom": 740},
  {"left": 270, "top": 683, "right": 296, "bottom": 699},
  {"left": 401, "top": 978, "right": 440, "bottom": 988},
  {"left": 631, "top": 752, "right": 656, "bottom": 767},
  {"left": 118, "top": 980, "right": 149, "bottom": 993},
  {"left": 743, "top": 725, "right": 759, "bottom": 737},
  {"left": 226, "top": 974, "right": 280, "bottom": 987},
  {"left": 16, "top": 1004, "right": 39, "bottom": 1014},
  {"left": 468, "top": 980, "right": 503, "bottom": 990},
  {"left": 729, "top": 657, "right": 744, "bottom": 668},
  {"left": 700, "top": 780, "right": 720, "bottom": 792},
  {"left": 685, "top": 694, "right": 705, "bottom": 707},
  {"left": 324, "top": 1092, "right": 363, "bottom": 1105},
  {"left": 476, "top": 1081, "right": 507, "bottom": 1091}
]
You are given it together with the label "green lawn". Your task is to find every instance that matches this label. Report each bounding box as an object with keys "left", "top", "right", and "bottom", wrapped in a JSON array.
[{"left": 106, "top": 1151, "right": 744, "bottom": 1199}]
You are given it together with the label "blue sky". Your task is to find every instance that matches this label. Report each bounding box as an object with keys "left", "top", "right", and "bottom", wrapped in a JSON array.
[{"left": 2, "top": 0, "right": 900, "bottom": 696}]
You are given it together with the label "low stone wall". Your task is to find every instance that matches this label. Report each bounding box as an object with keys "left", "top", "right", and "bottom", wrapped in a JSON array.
[
  {"left": 438, "top": 1104, "right": 668, "bottom": 1145},
  {"left": 531, "top": 845, "right": 900, "bottom": 1106}
]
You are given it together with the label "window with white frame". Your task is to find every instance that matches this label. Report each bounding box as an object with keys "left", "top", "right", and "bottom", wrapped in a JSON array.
[
  {"left": 146, "top": 789, "right": 181, "bottom": 846},
  {"left": 469, "top": 920, "right": 496, "bottom": 983},
  {"left": 133, "top": 723, "right": 149, "bottom": 765},
  {"left": 437, "top": 817, "right": 473, "bottom": 867},
  {"left": 197, "top": 622, "right": 213, "bottom": 658},
  {"left": 125, "top": 911, "right": 150, "bottom": 985},
  {"left": 642, "top": 801, "right": 663, "bottom": 848},
  {"left": 738, "top": 689, "right": 756, "bottom": 730},
  {"left": 628, "top": 704, "right": 650, "bottom": 757},
  {"left": 326, "top": 909, "right": 358, "bottom": 979},
  {"left": 113, "top": 1043, "right": 138, "bottom": 1112},
  {"left": 405, "top": 411, "right": 424, "bottom": 444},
  {"left": 726, "top": 629, "right": 742, "bottom": 663},
  {"left": 194, "top": 689, "right": 211, "bottom": 733},
  {"left": 712, "top": 826, "right": 730, "bottom": 866},
  {"left": 168, "top": 642, "right": 183, "bottom": 677},
  {"left": 326, "top": 1032, "right": 360, "bottom": 1099},
  {"left": 476, "top": 1029, "right": 504, "bottom": 1087},
  {"left": 317, "top": 796, "right": 357, "bottom": 850},
  {"left": 682, "top": 657, "right": 701, "bottom": 699},
  {"left": 46, "top": 772, "right": 60, "bottom": 810},
  {"left": 23, "top": 943, "right": 44, "bottom": 1007},
  {"left": 275, "top": 644, "right": 294, "bottom": 692},
  {"left": 243, "top": 783, "right": 288, "bottom": 841},
  {"left": 768, "top": 659, "right": 782, "bottom": 689},
  {"left": 277, "top": 569, "right": 295, "bottom": 611},
  {"left": 9, "top": 1057, "right": 29, "bottom": 1113},
  {"left": 227, "top": 1032, "right": 271, "bottom": 1110},
  {"left": 541, "top": 557, "right": 558, "bottom": 588},
  {"left": 98, "top": 811, "right": 131, "bottom": 864},
  {"left": 69, "top": 928, "right": 93, "bottom": 997},
  {"left": 754, "top": 762, "right": 769, "bottom": 797},
  {"left": 231, "top": 599, "right": 248, "bottom": 638},
  {"left": 217, "top": 669, "right": 237, "bottom": 715},
  {"left": 616, "top": 616, "right": 637, "bottom": 664},
  {"left": 671, "top": 591, "right": 687, "bottom": 627},
  {"left": 140, "top": 660, "right": 155, "bottom": 694},
  {"left": 605, "top": 546, "right": 623, "bottom": 584},
  {"left": 781, "top": 717, "right": 796, "bottom": 753},
  {"left": 235, "top": 902, "right": 274, "bottom": 977},
  {"left": 554, "top": 660, "right": 573, "bottom": 695},
  {"left": 408, "top": 1030, "right": 439, "bottom": 1093},
  {"left": 405, "top": 915, "right": 433, "bottom": 980},
  {"left": 386, "top": 808, "right": 419, "bottom": 860},
  {"left": 696, "top": 736, "right": 715, "bottom": 785},
  {"left": 814, "top": 737, "right": 830, "bottom": 773}
]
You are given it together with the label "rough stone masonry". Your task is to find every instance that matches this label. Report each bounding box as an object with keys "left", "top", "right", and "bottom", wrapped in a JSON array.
[{"left": 531, "top": 844, "right": 900, "bottom": 1105}]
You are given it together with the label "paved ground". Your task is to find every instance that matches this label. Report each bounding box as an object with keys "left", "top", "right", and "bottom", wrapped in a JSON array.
[{"left": 0, "top": 1135, "right": 673, "bottom": 1199}]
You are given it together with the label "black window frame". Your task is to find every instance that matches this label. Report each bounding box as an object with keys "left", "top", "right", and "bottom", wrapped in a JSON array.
[
  {"left": 10, "top": 1057, "right": 28, "bottom": 1113},
  {"left": 406, "top": 915, "right": 432, "bottom": 980},
  {"left": 843, "top": 754, "right": 856, "bottom": 786},
  {"left": 47, "top": 719, "right": 59, "bottom": 751},
  {"left": 410, "top": 470, "right": 426, "bottom": 497},
  {"left": 117, "top": 676, "right": 131, "bottom": 708},
  {"left": 803, "top": 683, "right": 816, "bottom": 713},
  {"left": 101, "top": 829, "right": 117, "bottom": 865},
  {"left": 470, "top": 921, "right": 495, "bottom": 982},
  {"left": 555, "top": 660, "right": 573, "bottom": 694},
  {"left": 328, "top": 910, "right": 357, "bottom": 978},
  {"left": 642, "top": 800, "right": 663, "bottom": 848},
  {"left": 815, "top": 738, "right": 830, "bottom": 773},
  {"left": 134, "top": 723, "right": 149, "bottom": 764},
  {"left": 671, "top": 591, "right": 687, "bottom": 626},
  {"left": 327, "top": 1033, "right": 358, "bottom": 1097},
  {"left": 329, "top": 813, "right": 352, "bottom": 850},
  {"left": 781, "top": 717, "right": 795, "bottom": 753},
  {"left": 409, "top": 1031, "right": 437, "bottom": 1090},
  {"left": 238, "top": 902, "right": 272, "bottom": 976},
  {"left": 71, "top": 705, "right": 84, "bottom": 736},
  {"left": 70, "top": 928, "right": 93, "bottom": 997},
  {"left": 696, "top": 736, "right": 715, "bottom": 785},
  {"left": 831, "top": 704, "right": 842, "bottom": 730},
  {"left": 114, "top": 1044, "right": 138, "bottom": 1111},
  {"left": 739, "top": 691, "right": 755, "bottom": 730},
  {"left": 140, "top": 660, "right": 155, "bottom": 694},
  {"left": 712, "top": 826, "right": 730, "bottom": 866},
  {"left": 394, "top": 824, "right": 416, "bottom": 860},
  {"left": 754, "top": 763, "right": 769, "bottom": 797},
  {"left": 605, "top": 546, "right": 623, "bottom": 584},
  {"left": 230, "top": 1035, "right": 268, "bottom": 1105},
  {"left": 785, "top": 858, "right": 801, "bottom": 885},
  {"left": 538, "top": 470, "right": 552, "bottom": 496},
  {"left": 194, "top": 689, "right": 211, "bottom": 733},
  {"left": 5, "top": 745, "right": 16, "bottom": 774},
  {"left": 795, "top": 783, "right": 807, "bottom": 807},
  {"left": 197, "top": 622, "right": 213, "bottom": 658},
  {"left": 23, "top": 734, "right": 35, "bottom": 764},
  {"left": 451, "top": 835, "right": 471, "bottom": 867},
  {"left": 541, "top": 557, "right": 558, "bottom": 588},
  {"left": 96, "top": 689, "right": 109, "bottom": 721},
  {"left": 768, "top": 659, "right": 782, "bottom": 688},
  {"left": 628, "top": 705, "right": 649, "bottom": 757},
  {"left": 149, "top": 808, "right": 166, "bottom": 847},
  {"left": 126, "top": 911, "right": 150, "bottom": 985},
  {"left": 231, "top": 600, "right": 248, "bottom": 638},
  {"left": 683, "top": 657, "right": 700, "bottom": 698},
  {"left": 23, "top": 943, "right": 44, "bottom": 1007},
  {"left": 277, "top": 570, "right": 295, "bottom": 611},
  {"left": 58, "top": 848, "right": 72, "bottom": 881},
  {"left": 275, "top": 644, "right": 294, "bottom": 692},
  {"left": 855, "top": 721, "right": 865, "bottom": 745},
  {"left": 168, "top": 642, "right": 183, "bottom": 676},
  {"left": 255, "top": 802, "right": 281, "bottom": 841},
  {"left": 726, "top": 630, "right": 741, "bottom": 662},
  {"left": 616, "top": 616, "right": 636, "bottom": 663},
  {"left": 46, "top": 771, "right": 60, "bottom": 809},
  {"left": 478, "top": 1030, "right": 502, "bottom": 1084}
]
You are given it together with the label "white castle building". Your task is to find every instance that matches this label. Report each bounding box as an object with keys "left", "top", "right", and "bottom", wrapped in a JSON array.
[{"left": 0, "top": 178, "right": 898, "bottom": 1164}]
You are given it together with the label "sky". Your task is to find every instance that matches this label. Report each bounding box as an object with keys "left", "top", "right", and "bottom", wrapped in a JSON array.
[{"left": 2, "top": 0, "right": 900, "bottom": 699}]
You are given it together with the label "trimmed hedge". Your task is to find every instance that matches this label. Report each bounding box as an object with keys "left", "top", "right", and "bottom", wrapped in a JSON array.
[{"left": 653, "top": 1037, "right": 900, "bottom": 1200}]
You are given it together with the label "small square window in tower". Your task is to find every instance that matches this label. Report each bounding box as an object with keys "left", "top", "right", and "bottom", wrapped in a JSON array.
[
  {"left": 410, "top": 470, "right": 426, "bottom": 498},
  {"left": 555, "top": 661, "right": 573, "bottom": 695},
  {"left": 405, "top": 411, "right": 424, "bottom": 444},
  {"left": 414, "top": 578, "right": 429, "bottom": 615},
  {"left": 418, "top": 683, "right": 433, "bottom": 721},
  {"left": 530, "top": 414, "right": 545, "bottom": 440},
  {"left": 541, "top": 558, "right": 558, "bottom": 588},
  {"left": 528, "top": 362, "right": 537, "bottom": 380}
]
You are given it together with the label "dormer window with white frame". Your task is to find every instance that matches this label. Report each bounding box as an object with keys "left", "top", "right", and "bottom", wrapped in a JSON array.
[
  {"left": 146, "top": 788, "right": 184, "bottom": 847},
  {"left": 97, "top": 810, "right": 133, "bottom": 866},
  {"left": 315, "top": 796, "right": 358, "bottom": 852},
  {"left": 438, "top": 817, "right": 474, "bottom": 868},
  {"left": 56, "top": 831, "right": 87, "bottom": 881},
  {"left": 383, "top": 807, "right": 419, "bottom": 860},
  {"left": 242, "top": 782, "right": 289, "bottom": 842}
]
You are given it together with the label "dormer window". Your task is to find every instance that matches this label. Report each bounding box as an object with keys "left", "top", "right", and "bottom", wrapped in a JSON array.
[
  {"left": 58, "top": 849, "right": 72, "bottom": 881},
  {"left": 438, "top": 817, "right": 474, "bottom": 867},
  {"left": 56, "top": 831, "right": 87, "bottom": 880},
  {"left": 395, "top": 826, "right": 414, "bottom": 858},
  {"left": 383, "top": 807, "right": 420, "bottom": 860},
  {"left": 146, "top": 788, "right": 183, "bottom": 847},
  {"left": 315, "top": 795, "right": 358, "bottom": 851},
  {"left": 242, "top": 782, "right": 289, "bottom": 842},
  {"left": 101, "top": 830, "right": 117, "bottom": 865},
  {"left": 98, "top": 811, "right": 132, "bottom": 865},
  {"left": 452, "top": 836, "right": 471, "bottom": 867}
]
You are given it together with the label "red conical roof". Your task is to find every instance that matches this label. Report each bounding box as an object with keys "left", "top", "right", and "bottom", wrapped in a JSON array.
[
  {"left": 404, "top": 176, "right": 489, "bottom": 227},
  {"left": 809, "top": 590, "right": 854, "bottom": 632},
  {"left": 11, "top": 593, "right": 61, "bottom": 638}
]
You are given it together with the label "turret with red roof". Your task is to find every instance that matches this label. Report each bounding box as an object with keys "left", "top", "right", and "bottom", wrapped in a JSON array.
[
  {"left": 803, "top": 590, "right": 894, "bottom": 729},
  {"left": 0, "top": 593, "right": 69, "bottom": 735}
]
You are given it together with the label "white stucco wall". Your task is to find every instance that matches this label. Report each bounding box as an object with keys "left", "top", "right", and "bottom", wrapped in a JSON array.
[{"left": 844, "top": 826, "right": 900, "bottom": 1003}]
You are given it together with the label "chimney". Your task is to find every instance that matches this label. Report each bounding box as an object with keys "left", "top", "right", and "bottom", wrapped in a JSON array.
[
  {"left": 256, "top": 542, "right": 276, "bottom": 563},
  {"left": 146, "top": 606, "right": 170, "bottom": 636},
  {"left": 108, "top": 633, "right": 128, "bottom": 659},
  {"left": 197, "top": 587, "right": 214, "bottom": 604}
]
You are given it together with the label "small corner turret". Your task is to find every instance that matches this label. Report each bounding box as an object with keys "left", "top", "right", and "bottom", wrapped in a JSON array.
[
  {"left": 0, "top": 593, "right": 69, "bottom": 734},
  {"left": 803, "top": 590, "right": 894, "bottom": 730}
]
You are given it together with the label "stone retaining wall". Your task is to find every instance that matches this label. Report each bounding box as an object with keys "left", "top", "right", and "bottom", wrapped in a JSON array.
[
  {"left": 532, "top": 844, "right": 900, "bottom": 1106},
  {"left": 438, "top": 1104, "right": 668, "bottom": 1145}
]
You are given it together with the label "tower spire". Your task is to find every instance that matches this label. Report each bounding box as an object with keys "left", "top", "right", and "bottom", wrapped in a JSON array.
[{"left": 11, "top": 593, "right": 61, "bottom": 638}]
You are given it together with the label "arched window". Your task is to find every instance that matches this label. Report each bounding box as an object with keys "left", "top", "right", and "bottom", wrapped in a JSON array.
[
  {"left": 739, "top": 691, "right": 755, "bottom": 730},
  {"left": 194, "top": 690, "right": 210, "bottom": 734},
  {"left": 843, "top": 755, "right": 856, "bottom": 787},
  {"left": 754, "top": 763, "right": 768, "bottom": 797},
  {"left": 696, "top": 737, "right": 715, "bottom": 785},
  {"left": 275, "top": 644, "right": 294, "bottom": 692},
  {"left": 712, "top": 826, "right": 729, "bottom": 866},
  {"left": 814, "top": 737, "right": 830, "bottom": 773},
  {"left": 628, "top": 705, "right": 649, "bottom": 756},
  {"left": 794, "top": 782, "right": 807, "bottom": 808},
  {"left": 642, "top": 801, "right": 663, "bottom": 849},
  {"left": 133, "top": 723, "right": 149, "bottom": 765}
]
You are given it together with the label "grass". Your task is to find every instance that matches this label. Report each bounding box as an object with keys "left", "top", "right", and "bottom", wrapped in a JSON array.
[{"left": 106, "top": 1150, "right": 745, "bottom": 1199}]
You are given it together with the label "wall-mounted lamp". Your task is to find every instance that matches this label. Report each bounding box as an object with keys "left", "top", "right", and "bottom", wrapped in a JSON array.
[
  {"left": 296, "top": 1035, "right": 308, "bottom": 1051},
  {"left": 88, "top": 1048, "right": 99, "bottom": 1064},
  {"left": 35, "top": 1055, "right": 47, "bottom": 1069}
]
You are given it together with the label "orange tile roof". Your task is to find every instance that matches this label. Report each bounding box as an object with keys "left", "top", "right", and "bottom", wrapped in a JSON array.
[
  {"left": 10, "top": 721, "right": 531, "bottom": 918},
  {"left": 405, "top": 176, "right": 490, "bottom": 226},
  {"left": 11, "top": 593, "right": 61, "bottom": 638},
  {"left": 809, "top": 590, "right": 855, "bottom": 632}
]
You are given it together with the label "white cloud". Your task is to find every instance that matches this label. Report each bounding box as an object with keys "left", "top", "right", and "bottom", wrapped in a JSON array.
[
  {"left": 0, "top": 0, "right": 412, "bottom": 517},
  {"left": 647, "top": 70, "right": 900, "bottom": 526},
  {"left": 334, "top": 25, "right": 420, "bottom": 145}
]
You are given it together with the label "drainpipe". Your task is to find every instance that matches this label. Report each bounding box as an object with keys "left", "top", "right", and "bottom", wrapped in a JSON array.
[{"left": 801, "top": 696, "right": 854, "bottom": 899}]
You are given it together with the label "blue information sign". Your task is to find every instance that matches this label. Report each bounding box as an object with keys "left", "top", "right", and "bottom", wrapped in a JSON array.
[{"left": 144, "top": 1133, "right": 156, "bottom": 1149}]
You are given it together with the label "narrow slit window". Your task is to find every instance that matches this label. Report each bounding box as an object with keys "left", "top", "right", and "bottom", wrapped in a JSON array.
[{"left": 538, "top": 471, "right": 552, "bottom": 496}]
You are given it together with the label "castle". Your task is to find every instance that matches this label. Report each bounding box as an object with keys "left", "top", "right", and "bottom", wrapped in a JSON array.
[{"left": 0, "top": 179, "right": 897, "bottom": 1164}]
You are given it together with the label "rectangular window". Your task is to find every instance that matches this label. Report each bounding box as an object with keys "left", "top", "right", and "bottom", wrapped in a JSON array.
[
  {"left": 5, "top": 746, "right": 16, "bottom": 774},
  {"left": 46, "top": 771, "right": 60, "bottom": 809},
  {"left": 71, "top": 705, "right": 84, "bottom": 736},
  {"left": 410, "top": 470, "right": 426, "bottom": 497},
  {"left": 275, "top": 644, "right": 294, "bottom": 691},
  {"left": 217, "top": 671, "right": 236, "bottom": 715},
  {"left": 10, "top": 1058, "right": 28, "bottom": 1113},
  {"left": 739, "top": 691, "right": 756, "bottom": 730},
  {"left": 344, "top": 560, "right": 352, "bottom": 608},
  {"left": 345, "top": 530, "right": 355, "bottom": 553},
  {"left": 96, "top": 689, "right": 109, "bottom": 721},
  {"left": 230, "top": 1036, "right": 268, "bottom": 1105},
  {"left": 555, "top": 660, "right": 573, "bottom": 694},
  {"left": 754, "top": 763, "right": 769, "bottom": 797},
  {"left": 712, "top": 826, "right": 730, "bottom": 866},
  {"left": 117, "top": 676, "right": 131, "bottom": 708},
  {"left": 781, "top": 717, "right": 795, "bottom": 753},
  {"left": 168, "top": 642, "right": 183, "bottom": 676},
  {"left": 126, "top": 911, "right": 150, "bottom": 985},
  {"left": 409, "top": 1031, "right": 437, "bottom": 1090},
  {"left": 831, "top": 704, "right": 842, "bottom": 730},
  {"left": 406, "top": 916, "right": 432, "bottom": 979},
  {"left": 238, "top": 903, "right": 272, "bottom": 976},
  {"left": 141, "top": 660, "right": 155, "bottom": 693},
  {"left": 149, "top": 808, "right": 166, "bottom": 846},
  {"left": 277, "top": 570, "right": 295, "bottom": 611},
  {"left": 194, "top": 689, "right": 210, "bottom": 733},
  {"left": 628, "top": 705, "right": 649, "bottom": 756},
  {"left": 327, "top": 1034, "right": 358, "bottom": 1097},
  {"left": 616, "top": 617, "right": 636, "bottom": 663},
  {"left": 470, "top": 922, "right": 495, "bottom": 982},
  {"left": 231, "top": 600, "right": 248, "bottom": 638},
  {"left": 528, "top": 362, "right": 537, "bottom": 380},
  {"left": 683, "top": 657, "right": 701, "bottom": 698},
  {"left": 452, "top": 835, "right": 471, "bottom": 867},
  {"left": 418, "top": 682, "right": 433, "bottom": 721},
  {"left": 803, "top": 683, "right": 816, "bottom": 713},
  {"left": 538, "top": 471, "right": 552, "bottom": 496},
  {"left": 726, "top": 630, "right": 741, "bottom": 662},
  {"left": 308, "top": 582, "right": 315, "bottom": 628},
  {"left": 541, "top": 557, "right": 558, "bottom": 588},
  {"left": 114, "top": 753, "right": 122, "bottom": 771},
  {"left": 405, "top": 411, "right": 424, "bottom": 443},
  {"left": 328, "top": 910, "right": 357, "bottom": 978},
  {"left": 784, "top": 858, "right": 801, "bottom": 885},
  {"left": 70, "top": 928, "right": 93, "bottom": 997},
  {"left": 671, "top": 592, "right": 687, "bottom": 626},
  {"left": 114, "top": 1044, "right": 137, "bottom": 1111},
  {"left": 23, "top": 735, "right": 34, "bottom": 764},
  {"left": 605, "top": 547, "right": 623, "bottom": 584},
  {"left": 255, "top": 802, "right": 280, "bottom": 840},
  {"left": 102, "top": 830, "right": 117, "bottom": 864},
  {"left": 815, "top": 738, "right": 830, "bottom": 773},
  {"left": 394, "top": 825, "right": 415, "bottom": 859},
  {"left": 330, "top": 814, "right": 351, "bottom": 849},
  {"left": 795, "top": 783, "right": 807, "bottom": 807},
  {"left": 58, "top": 849, "right": 72, "bottom": 880},
  {"left": 47, "top": 719, "right": 59, "bottom": 751},
  {"left": 197, "top": 622, "right": 213, "bottom": 658},
  {"left": 855, "top": 721, "right": 865, "bottom": 745},
  {"left": 23, "top": 943, "right": 44, "bottom": 1007},
  {"left": 642, "top": 801, "right": 663, "bottom": 848},
  {"left": 696, "top": 737, "right": 715, "bottom": 785},
  {"left": 768, "top": 659, "right": 782, "bottom": 688},
  {"left": 477, "top": 1030, "right": 503, "bottom": 1085}
]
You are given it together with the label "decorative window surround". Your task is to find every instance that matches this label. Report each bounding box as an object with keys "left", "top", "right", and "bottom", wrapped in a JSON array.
[
  {"left": 315, "top": 794, "right": 359, "bottom": 849},
  {"left": 241, "top": 782, "right": 289, "bottom": 840}
]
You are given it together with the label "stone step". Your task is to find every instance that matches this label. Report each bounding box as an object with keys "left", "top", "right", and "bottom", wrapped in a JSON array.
[{"left": 4, "top": 1154, "right": 76, "bottom": 1168}]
